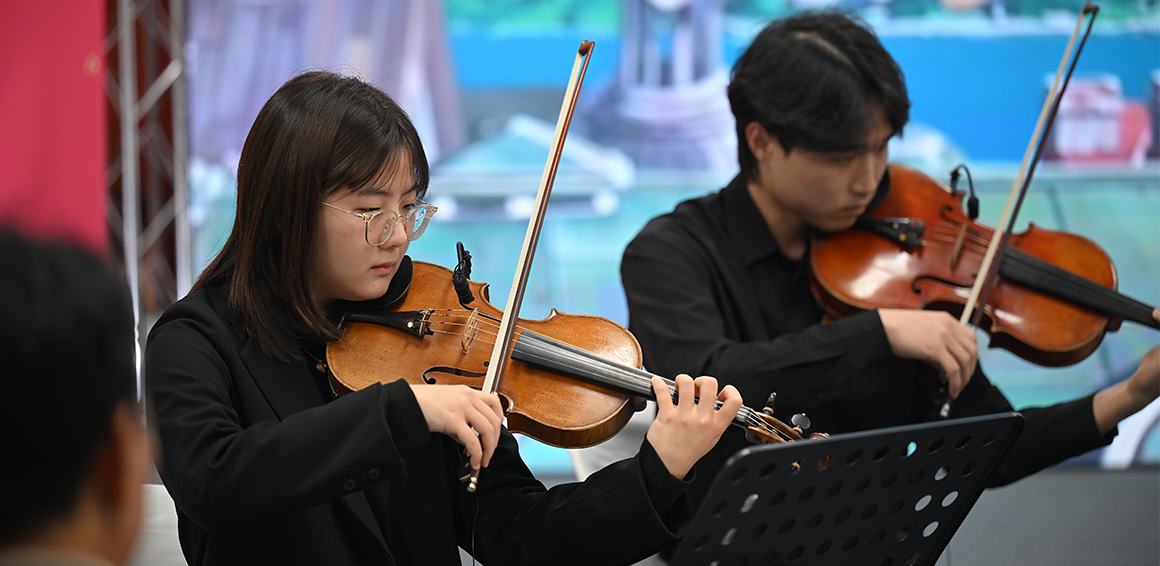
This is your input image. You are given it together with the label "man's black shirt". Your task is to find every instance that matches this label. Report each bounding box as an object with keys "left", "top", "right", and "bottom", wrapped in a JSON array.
[{"left": 621, "top": 174, "right": 1114, "bottom": 509}]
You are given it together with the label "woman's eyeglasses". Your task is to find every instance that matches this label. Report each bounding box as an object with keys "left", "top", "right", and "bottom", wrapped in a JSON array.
[{"left": 322, "top": 201, "right": 437, "bottom": 245}]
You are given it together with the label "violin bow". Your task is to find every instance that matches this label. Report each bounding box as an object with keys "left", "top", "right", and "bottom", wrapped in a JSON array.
[
  {"left": 944, "top": 3, "right": 1100, "bottom": 418},
  {"left": 466, "top": 40, "right": 596, "bottom": 491}
]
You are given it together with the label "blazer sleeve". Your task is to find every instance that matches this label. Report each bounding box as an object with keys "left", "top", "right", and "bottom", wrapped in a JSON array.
[
  {"left": 465, "top": 435, "right": 693, "bottom": 566},
  {"left": 145, "top": 294, "right": 431, "bottom": 536}
]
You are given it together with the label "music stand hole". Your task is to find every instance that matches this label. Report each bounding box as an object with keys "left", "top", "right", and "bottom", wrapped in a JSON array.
[
  {"left": 879, "top": 558, "right": 894, "bottom": 566},
  {"left": 915, "top": 495, "right": 932, "bottom": 511},
  {"left": 807, "top": 514, "right": 823, "bottom": 529},
  {"left": 721, "top": 527, "right": 737, "bottom": 546},
  {"left": 874, "top": 446, "right": 890, "bottom": 461},
  {"left": 741, "top": 493, "right": 759, "bottom": 514},
  {"left": 779, "top": 518, "right": 795, "bottom": 534},
  {"left": 842, "top": 536, "right": 859, "bottom": 550},
  {"left": 982, "top": 431, "right": 998, "bottom": 445},
  {"left": 908, "top": 469, "right": 925, "bottom": 484},
  {"left": 815, "top": 540, "right": 832, "bottom": 556},
  {"left": 760, "top": 462, "right": 777, "bottom": 478},
  {"left": 760, "top": 550, "right": 776, "bottom": 565},
  {"left": 924, "top": 521, "right": 939, "bottom": 537},
  {"left": 962, "top": 461, "right": 978, "bottom": 476},
  {"left": 905, "top": 441, "right": 917, "bottom": 457},
  {"left": 881, "top": 473, "right": 898, "bottom": 488},
  {"left": 942, "top": 491, "right": 959, "bottom": 507},
  {"left": 862, "top": 504, "right": 879, "bottom": 520},
  {"left": 826, "top": 481, "right": 843, "bottom": 497},
  {"left": 834, "top": 509, "right": 851, "bottom": 524},
  {"left": 956, "top": 435, "right": 971, "bottom": 449},
  {"left": 692, "top": 534, "right": 709, "bottom": 551},
  {"left": 788, "top": 545, "right": 804, "bottom": 561},
  {"left": 904, "top": 552, "right": 921, "bottom": 566},
  {"left": 928, "top": 438, "right": 944, "bottom": 453},
  {"left": 732, "top": 557, "right": 749, "bottom": 566},
  {"left": 935, "top": 466, "right": 949, "bottom": 481},
  {"left": 846, "top": 450, "right": 862, "bottom": 466},
  {"left": 711, "top": 500, "right": 728, "bottom": 517},
  {"left": 750, "top": 523, "right": 767, "bottom": 539},
  {"left": 798, "top": 486, "right": 815, "bottom": 502},
  {"left": 870, "top": 531, "right": 886, "bottom": 545},
  {"left": 889, "top": 499, "right": 905, "bottom": 514},
  {"left": 818, "top": 454, "right": 834, "bottom": 471},
  {"left": 855, "top": 477, "right": 871, "bottom": 492},
  {"left": 769, "top": 490, "right": 786, "bottom": 507},
  {"left": 731, "top": 467, "right": 748, "bottom": 484},
  {"left": 896, "top": 527, "right": 911, "bottom": 542}
]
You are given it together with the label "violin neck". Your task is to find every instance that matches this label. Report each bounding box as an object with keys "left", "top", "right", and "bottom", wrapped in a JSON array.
[
  {"left": 1000, "top": 248, "right": 1159, "bottom": 329},
  {"left": 510, "top": 332, "right": 752, "bottom": 429}
]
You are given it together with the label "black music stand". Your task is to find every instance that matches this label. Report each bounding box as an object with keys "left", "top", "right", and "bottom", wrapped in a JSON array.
[{"left": 670, "top": 413, "right": 1024, "bottom": 566}]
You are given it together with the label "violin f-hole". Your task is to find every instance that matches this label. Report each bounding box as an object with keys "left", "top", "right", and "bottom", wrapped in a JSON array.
[{"left": 422, "top": 367, "right": 486, "bottom": 385}]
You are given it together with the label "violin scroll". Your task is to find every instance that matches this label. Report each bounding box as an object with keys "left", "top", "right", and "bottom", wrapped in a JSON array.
[{"left": 743, "top": 392, "right": 828, "bottom": 445}]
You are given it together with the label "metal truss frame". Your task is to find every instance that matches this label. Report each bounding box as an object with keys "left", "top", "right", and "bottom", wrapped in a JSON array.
[{"left": 105, "top": 0, "right": 190, "bottom": 390}]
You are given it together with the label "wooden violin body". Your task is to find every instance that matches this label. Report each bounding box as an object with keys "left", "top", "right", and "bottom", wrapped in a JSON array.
[
  {"left": 811, "top": 164, "right": 1157, "bottom": 367},
  {"left": 327, "top": 259, "right": 810, "bottom": 449},
  {"left": 327, "top": 260, "right": 640, "bottom": 448}
]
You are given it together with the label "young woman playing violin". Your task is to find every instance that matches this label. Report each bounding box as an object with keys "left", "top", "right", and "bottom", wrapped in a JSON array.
[
  {"left": 620, "top": 10, "right": 1160, "bottom": 515},
  {"left": 145, "top": 71, "right": 742, "bottom": 566}
]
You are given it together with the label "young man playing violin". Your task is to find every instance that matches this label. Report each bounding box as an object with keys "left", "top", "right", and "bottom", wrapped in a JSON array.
[{"left": 620, "top": 9, "right": 1160, "bottom": 516}]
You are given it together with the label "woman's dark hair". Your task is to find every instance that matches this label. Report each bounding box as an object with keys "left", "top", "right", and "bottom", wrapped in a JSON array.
[
  {"left": 728, "top": 10, "right": 910, "bottom": 181},
  {"left": 0, "top": 230, "right": 136, "bottom": 544},
  {"left": 195, "top": 71, "right": 429, "bottom": 363}
]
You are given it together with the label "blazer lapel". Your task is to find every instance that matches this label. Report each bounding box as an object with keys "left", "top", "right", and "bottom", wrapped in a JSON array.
[
  {"left": 239, "top": 339, "right": 393, "bottom": 558},
  {"left": 240, "top": 339, "right": 319, "bottom": 420}
]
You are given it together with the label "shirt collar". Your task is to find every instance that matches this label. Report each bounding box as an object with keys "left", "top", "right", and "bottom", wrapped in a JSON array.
[{"left": 721, "top": 175, "right": 786, "bottom": 266}]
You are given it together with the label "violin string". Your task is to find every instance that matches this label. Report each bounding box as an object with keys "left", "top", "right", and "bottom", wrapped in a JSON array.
[
  {"left": 414, "top": 322, "right": 792, "bottom": 441},
  {"left": 420, "top": 327, "right": 788, "bottom": 441},
  {"left": 919, "top": 227, "right": 1132, "bottom": 310},
  {"left": 855, "top": 222, "right": 1142, "bottom": 316},
  {"left": 397, "top": 309, "right": 796, "bottom": 440}
]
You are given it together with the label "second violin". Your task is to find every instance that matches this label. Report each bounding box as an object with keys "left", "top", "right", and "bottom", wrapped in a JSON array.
[{"left": 811, "top": 164, "right": 1158, "bottom": 367}]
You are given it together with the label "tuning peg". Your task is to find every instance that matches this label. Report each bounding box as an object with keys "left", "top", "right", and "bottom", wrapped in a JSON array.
[
  {"left": 791, "top": 413, "right": 811, "bottom": 432},
  {"left": 762, "top": 392, "right": 777, "bottom": 416}
]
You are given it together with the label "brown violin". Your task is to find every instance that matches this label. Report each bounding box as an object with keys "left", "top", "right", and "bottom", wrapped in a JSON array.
[
  {"left": 325, "top": 258, "right": 810, "bottom": 447},
  {"left": 811, "top": 163, "right": 1159, "bottom": 367}
]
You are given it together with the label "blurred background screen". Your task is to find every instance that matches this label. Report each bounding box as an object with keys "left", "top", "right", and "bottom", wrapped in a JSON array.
[{"left": 184, "top": 0, "right": 1160, "bottom": 475}]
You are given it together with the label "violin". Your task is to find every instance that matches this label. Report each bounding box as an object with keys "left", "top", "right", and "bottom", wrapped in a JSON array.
[
  {"left": 325, "top": 257, "right": 810, "bottom": 447},
  {"left": 810, "top": 163, "right": 1159, "bottom": 367}
]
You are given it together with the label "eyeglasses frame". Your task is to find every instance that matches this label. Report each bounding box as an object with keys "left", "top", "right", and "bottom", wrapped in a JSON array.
[{"left": 321, "top": 200, "right": 437, "bottom": 245}]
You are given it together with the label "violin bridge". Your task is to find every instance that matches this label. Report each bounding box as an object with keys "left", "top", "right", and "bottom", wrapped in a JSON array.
[
  {"left": 461, "top": 309, "right": 481, "bottom": 353},
  {"left": 950, "top": 224, "right": 968, "bottom": 270}
]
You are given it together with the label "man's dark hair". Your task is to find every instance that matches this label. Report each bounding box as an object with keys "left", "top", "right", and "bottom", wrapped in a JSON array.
[
  {"left": 195, "top": 71, "right": 430, "bottom": 363},
  {"left": 728, "top": 10, "right": 910, "bottom": 181},
  {"left": 0, "top": 230, "right": 136, "bottom": 545}
]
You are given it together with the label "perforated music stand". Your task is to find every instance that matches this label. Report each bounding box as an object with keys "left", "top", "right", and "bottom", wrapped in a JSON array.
[{"left": 670, "top": 413, "right": 1024, "bottom": 566}]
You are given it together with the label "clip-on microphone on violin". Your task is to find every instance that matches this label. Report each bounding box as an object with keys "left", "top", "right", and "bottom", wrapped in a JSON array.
[
  {"left": 949, "top": 164, "right": 979, "bottom": 221},
  {"left": 453, "top": 241, "right": 475, "bottom": 307}
]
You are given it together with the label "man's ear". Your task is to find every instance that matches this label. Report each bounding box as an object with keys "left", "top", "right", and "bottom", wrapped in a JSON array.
[
  {"left": 90, "top": 403, "right": 147, "bottom": 562},
  {"left": 745, "top": 121, "right": 775, "bottom": 162}
]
